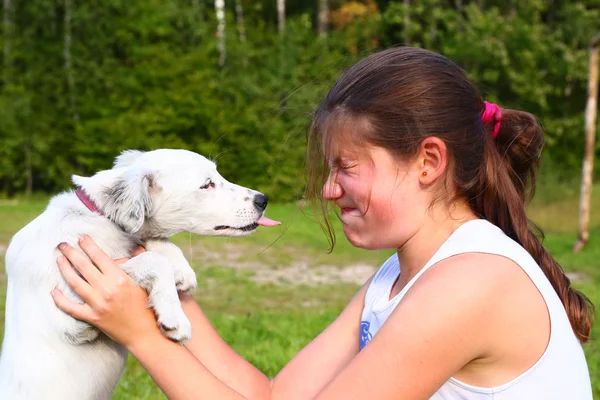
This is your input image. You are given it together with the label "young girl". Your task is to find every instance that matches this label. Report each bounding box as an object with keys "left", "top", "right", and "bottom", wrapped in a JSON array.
[{"left": 53, "top": 47, "right": 594, "bottom": 399}]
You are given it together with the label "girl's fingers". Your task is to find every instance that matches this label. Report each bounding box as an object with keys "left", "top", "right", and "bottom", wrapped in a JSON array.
[
  {"left": 57, "top": 242, "right": 104, "bottom": 285},
  {"left": 76, "top": 235, "right": 120, "bottom": 275},
  {"left": 56, "top": 254, "right": 96, "bottom": 304},
  {"left": 51, "top": 288, "right": 95, "bottom": 323}
]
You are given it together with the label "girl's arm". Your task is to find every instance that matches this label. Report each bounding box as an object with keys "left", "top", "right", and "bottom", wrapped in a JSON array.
[
  {"left": 52, "top": 237, "right": 268, "bottom": 400},
  {"left": 53, "top": 235, "right": 370, "bottom": 400},
  {"left": 156, "top": 253, "right": 497, "bottom": 400},
  {"left": 179, "top": 278, "right": 371, "bottom": 400},
  {"left": 55, "top": 236, "right": 497, "bottom": 400},
  {"left": 129, "top": 331, "right": 255, "bottom": 400}
]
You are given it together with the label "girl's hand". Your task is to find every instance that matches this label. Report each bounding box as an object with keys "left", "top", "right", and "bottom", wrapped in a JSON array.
[{"left": 51, "top": 235, "right": 160, "bottom": 348}]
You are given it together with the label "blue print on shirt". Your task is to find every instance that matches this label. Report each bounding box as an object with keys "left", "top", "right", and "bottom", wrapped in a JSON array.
[{"left": 360, "top": 321, "right": 372, "bottom": 350}]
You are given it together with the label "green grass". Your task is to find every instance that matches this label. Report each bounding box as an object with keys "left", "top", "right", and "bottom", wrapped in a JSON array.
[{"left": 0, "top": 182, "right": 599, "bottom": 399}]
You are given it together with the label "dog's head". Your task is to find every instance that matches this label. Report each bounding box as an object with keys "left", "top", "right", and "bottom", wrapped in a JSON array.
[{"left": 72, "top": 149, "right": 279, "bottom": 238}]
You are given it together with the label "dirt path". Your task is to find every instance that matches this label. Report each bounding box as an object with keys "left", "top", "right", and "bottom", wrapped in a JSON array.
[{"left": 178, "top": 241, "right": 378, "bottom": 286}]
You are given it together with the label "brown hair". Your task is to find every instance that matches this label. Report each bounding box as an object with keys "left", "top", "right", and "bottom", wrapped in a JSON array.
[{"left": 305, "top": 46, "right": 594, "bottom": 343}]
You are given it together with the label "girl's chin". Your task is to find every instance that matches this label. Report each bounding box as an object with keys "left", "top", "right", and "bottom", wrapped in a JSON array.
[
  {"left": 342, "top": 226, "right": 397, "bottom": 250},
  {"left": 342, "top": 226, "right": 368, "bottom": 249}
]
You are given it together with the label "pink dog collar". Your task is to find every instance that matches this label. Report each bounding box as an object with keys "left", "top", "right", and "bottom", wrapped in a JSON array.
[{"left": 75, "top": 188, "right": 104, "bottom": 215}]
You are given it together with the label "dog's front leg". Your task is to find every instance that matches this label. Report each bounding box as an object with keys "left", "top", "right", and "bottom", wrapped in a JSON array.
[
  {"left": 143, "top": 238, "right": 197, "bottom": 294},
  {"left": 119, "top": 252, "right": 192, "bottom": 343}
]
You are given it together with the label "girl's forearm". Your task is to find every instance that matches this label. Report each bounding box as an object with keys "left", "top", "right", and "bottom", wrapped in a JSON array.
[
  {"left": 128, "top": 331, "right": 253, "bottom": 400},
  {"left": 179, "top": 294, "right": 273, "bottom": 400}
]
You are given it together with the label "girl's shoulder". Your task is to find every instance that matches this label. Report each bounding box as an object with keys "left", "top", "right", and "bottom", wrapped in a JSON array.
[{"left": 416, "top": 251, "right": 525, "bottom": 296}]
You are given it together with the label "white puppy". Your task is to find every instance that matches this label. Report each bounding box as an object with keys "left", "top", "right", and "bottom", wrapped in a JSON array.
[{"left": 0, "top": 149, "right": 279, "bottom": 400}]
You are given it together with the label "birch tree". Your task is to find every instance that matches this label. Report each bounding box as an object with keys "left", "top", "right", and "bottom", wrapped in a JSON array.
[
  {"left": 3, "top": 0, "right": 11, "bottom": 87},
  {"left": 277, "top": 0, "right": 285, "bottom": 37},
  {"left": 215, "top": 0, "right": 226, "bottom": 66},
  {"left": 3, "top": 0, "right": 33, "bottom": 196},
  {"left": 456, "top": 0, "right": 463, "bottom": 31},
  {"left": 318, "top": 0, "right": 328, "bottom": 38},
  {"left": 3, "top": 0, "right": 16, "bottom": 194},
  {"left": 191, "top": 0, "right": 205, "bottom": 40},
  {"left": 192, "top": 0, "right": 204, "bottom": 22},
  {"left": 235, "top": 0, "right": 246, "bottom": 43},
  {"left": 403, "top": 0, "right": 410, "bottom": 45},
  {"left": 574, "top": 33, "right": 600, "bottom": 253},
  {"left": 64, "top": 0, "right": 78, "bottom": 121}
]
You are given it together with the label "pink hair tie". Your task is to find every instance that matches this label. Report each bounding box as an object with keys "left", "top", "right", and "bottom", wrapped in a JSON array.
[{"left": 482, "top": 101, "right": 502, "bottom": 139}]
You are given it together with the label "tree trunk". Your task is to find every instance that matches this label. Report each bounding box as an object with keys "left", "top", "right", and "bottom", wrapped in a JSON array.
[
  {"left": 574, "top": 34, "right": 600, "bottom": 253},
  {"left": 277, "top": 0, "right": 285, "bottom": 37},
  {"left": 3, "top": 0, "right": 12, "bottom": 87},
  {"left": 64, "top": 0, "right": 78, "bottom": 121},
  {"left": 191, "top": 0, "right": 205, "bottom": 45},
  {"left": 456, "top": 0, "right": 463, "bottom": 31},
  {"left": 24, "top": 140, "right": 32, "bottom": 197},
  {"left": 318, "top": 0, "right": 328, "bottom": 38},
  {"left": 403, "top": 0, "right": 410, "bottom": 45},
  {"left": 429, "top": 17, "right": 437, "bottom": 45},
  {"left": 235, "top": 0, "right": 246, "bottom": 43},
  {"left": 215, "top": 0, "right": 226, "bottom": 66},
  {"left": 192, "top": 0, "right": 204, "bottom": 22}
]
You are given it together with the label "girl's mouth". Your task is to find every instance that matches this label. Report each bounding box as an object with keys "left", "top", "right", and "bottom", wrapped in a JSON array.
[{"left": 341, "top": 208, "right": 361, "bottom": 216}]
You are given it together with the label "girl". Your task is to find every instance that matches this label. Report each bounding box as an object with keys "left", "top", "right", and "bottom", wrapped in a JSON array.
[{"left": 53, "top": 47, "right": 594, "bottom": 399}]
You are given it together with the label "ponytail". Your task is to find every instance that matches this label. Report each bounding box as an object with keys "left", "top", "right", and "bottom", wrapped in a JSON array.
[{"left": 470, "top": 108, "right": 595, "bottom": 343}]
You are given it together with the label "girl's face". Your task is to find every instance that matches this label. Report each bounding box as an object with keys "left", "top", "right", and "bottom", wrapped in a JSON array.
[{"left": 322, "top": 143, "right": 428, "bottom": 250}]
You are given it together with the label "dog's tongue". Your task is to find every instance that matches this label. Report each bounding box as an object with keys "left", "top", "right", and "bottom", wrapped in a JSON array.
[{"left": 257, "top": 216, "right": 281, "bottom": 227}]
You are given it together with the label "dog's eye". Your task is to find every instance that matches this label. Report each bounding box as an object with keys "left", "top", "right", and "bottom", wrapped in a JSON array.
[{"left": 200, "top": 179, "right": 215, "bottom": 190}]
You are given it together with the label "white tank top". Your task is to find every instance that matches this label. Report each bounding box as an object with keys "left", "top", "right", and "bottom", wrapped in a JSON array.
[{"left": 359, "top": 219, "right": 593, "bottom": 399}]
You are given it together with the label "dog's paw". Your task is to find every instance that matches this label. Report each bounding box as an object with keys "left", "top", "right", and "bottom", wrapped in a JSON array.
[
  {"left": 156, "top": 305, "right": 192, "bottom": 343},
  {"left": 174, "top": 266, "right": 197, "bottom": 294}
]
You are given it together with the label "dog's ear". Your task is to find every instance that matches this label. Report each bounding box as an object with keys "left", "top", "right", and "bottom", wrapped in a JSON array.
[
  {"left": 113, "top": 150, "right": 145, "bottom": 169},
  {"left": 102, "top": 168, "right": 155, "bottom": 234},
  {"left": 71, "top": 174, "right": 89, "bottom": 188}
]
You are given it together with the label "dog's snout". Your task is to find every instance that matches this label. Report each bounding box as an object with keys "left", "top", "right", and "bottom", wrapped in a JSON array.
[{"left": 253, "top": 194, "right": 268, "bottom": 211}]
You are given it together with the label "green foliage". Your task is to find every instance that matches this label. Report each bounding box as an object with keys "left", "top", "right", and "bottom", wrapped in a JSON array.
[{"left": 1, "top": 0, "right": 599, "bottom": 199}]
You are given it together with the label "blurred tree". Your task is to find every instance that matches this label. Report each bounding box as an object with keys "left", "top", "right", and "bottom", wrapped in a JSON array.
[
  {"left": 318, "top": 0, "right": 329, "bottom": 37},
  {"left": 574, "top": 33, "right": 600, "bottom": 253},
  {"left": 216, "top": 0, "right": 226, "bottom": 66},
  {"left": 0, "top": 0, "right": 598, "bottom": 200},
  {"left": 278, "top": 0, "right": 285, "bottom": 36}
]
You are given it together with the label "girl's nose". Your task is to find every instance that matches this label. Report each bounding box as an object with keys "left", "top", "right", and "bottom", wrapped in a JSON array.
[{"left": 322, "top": 172, "right": 343, "bottom": 200}]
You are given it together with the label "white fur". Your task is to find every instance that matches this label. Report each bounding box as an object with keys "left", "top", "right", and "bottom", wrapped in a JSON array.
[{"left": 0, "top": 149, "right": 269, "bottom": 399}]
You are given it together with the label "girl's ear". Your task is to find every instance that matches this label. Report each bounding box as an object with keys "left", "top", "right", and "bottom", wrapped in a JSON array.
[{"left": 417, "top": 137, "right": 448, "bottom": 184}]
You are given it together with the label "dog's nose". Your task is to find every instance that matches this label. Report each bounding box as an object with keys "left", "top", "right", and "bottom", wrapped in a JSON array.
[{"left": 253, "top": 194, "right": 268, "bottom": 211}]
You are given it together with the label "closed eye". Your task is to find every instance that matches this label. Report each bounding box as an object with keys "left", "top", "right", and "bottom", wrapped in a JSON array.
[
  {"left": 328, "top": 158, "right": 357, "bottom": 171},
  {"left": 200, "top": 179, "right": 215, "bottom": 190}
]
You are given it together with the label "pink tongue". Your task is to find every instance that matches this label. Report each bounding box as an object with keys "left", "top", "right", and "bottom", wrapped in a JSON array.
[{"left": 257, "top": 216, "right": 281, "bottom": 227}]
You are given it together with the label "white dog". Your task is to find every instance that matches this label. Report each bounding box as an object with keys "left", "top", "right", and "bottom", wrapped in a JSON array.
[{"left": 0, "top": 149, "right": 280, "bottom": 399}]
